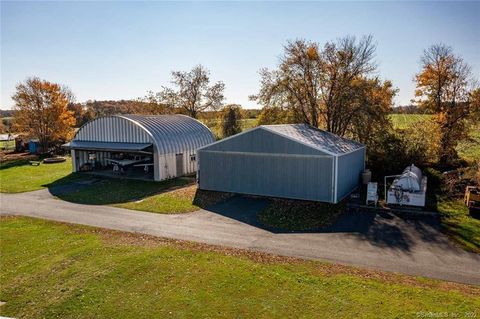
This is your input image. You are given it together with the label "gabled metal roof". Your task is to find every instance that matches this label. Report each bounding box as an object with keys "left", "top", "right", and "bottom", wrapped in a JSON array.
[{"left": 262, "top": 124, "right": 364, "bottom": 155}]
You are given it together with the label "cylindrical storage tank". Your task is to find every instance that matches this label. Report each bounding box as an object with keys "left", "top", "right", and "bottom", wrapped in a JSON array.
[
  {"left": 394, "top": 164, "right": 422, "bottom": 191},
  {"left": 361, "top": 169, "right": 372, "bottom": 185}
]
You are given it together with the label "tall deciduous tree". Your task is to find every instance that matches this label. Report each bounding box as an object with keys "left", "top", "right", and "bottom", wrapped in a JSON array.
[
  {"left": 415, "top": 44, "right": 479, "bottom": 165},
  {"left": 251, "top": 36, "right": 390, "bottom": 138},
  {"left": 347, "top": 77, "right": 397, "bottom": 148},
  {"left": 12, "top": 77, "right": 76, "bottom": 151},
  {"left": 158, "top": 65, "right": 225, "bottom": 118},
  {"left": 256, "top": 106, "right": 300, "bottom": 125},
  {"left": 220, "top": 104, "right": 243, "bottom": 138}
]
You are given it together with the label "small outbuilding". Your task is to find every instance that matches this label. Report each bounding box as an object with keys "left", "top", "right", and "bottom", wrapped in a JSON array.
[
  {"left": 65, "top": 114, "right": 215, "bottom": 181},
  {"left": 198, "top": 124, "right": 365, "bottom": 203}
]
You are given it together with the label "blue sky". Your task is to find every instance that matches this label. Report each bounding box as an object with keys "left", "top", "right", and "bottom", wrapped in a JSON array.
[{"left": 1, "top": 1, "right": 479, "bottom": 109}]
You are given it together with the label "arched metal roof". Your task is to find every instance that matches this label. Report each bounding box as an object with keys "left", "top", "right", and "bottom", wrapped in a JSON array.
[
  {"left": 73, "top": 114, "right": 215, "bottom": 154},
  {"left": 120, "top": 114, "right": 215, "bottom": 154}
]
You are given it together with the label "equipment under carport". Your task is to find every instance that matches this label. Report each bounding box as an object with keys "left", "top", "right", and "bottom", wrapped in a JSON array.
[{"left": 384, "top": 164, "right": 427, "bottom": 207}]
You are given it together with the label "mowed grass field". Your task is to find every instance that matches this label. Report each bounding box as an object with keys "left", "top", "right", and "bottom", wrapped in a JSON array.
[
  {"left": 0, "top": 158, "right": 78, "bottom": 193},
  {"left": 1, "top": 217, "right": 479, "bottom": 319},
  {"left": 389, "top": 113, "right": 432, "bottom": 130},
  {"left": 0, "top": 140, "right": 15, "bottom": 150},
  {"left": 389, "top": 113, "right": 480, "bottom": 161},
  {"left": 456, "top": 122, "right": 480, "bottom": 162}
]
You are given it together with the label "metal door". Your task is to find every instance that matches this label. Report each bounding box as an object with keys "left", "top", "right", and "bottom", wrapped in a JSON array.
[{"left": 176, "top": 153, "right": 184, "bottom": 176}]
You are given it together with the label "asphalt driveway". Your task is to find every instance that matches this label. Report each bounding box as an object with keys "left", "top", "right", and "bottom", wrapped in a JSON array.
[{"left": 1, "top": 189, "right": 479, "bottom": 285}]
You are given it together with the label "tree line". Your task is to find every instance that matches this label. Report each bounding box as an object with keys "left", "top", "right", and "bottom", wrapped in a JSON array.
[{"left": 7, "top": 35, "right": 480, "bottom": 172}]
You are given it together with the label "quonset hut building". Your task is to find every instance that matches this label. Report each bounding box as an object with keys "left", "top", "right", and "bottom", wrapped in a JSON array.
[
  {"left": 197, "top": 124, "right": 365, "bottom": 203},
  {"left": 65, "top": 114, "right": 215, "bottom": 181}
]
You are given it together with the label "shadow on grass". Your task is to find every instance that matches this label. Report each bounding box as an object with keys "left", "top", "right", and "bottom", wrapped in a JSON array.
[
  {"left": 470, "top": 210, "right": 480, "bottom": 220},
  {"left": 48, "top": 174, "right": 194, "bottom": 205},
  {"left": 201, "top": 194, "right": 345, "bottom": 234},
  {"left": 192, "top": 189, "right": 235, "bottom": 210}
]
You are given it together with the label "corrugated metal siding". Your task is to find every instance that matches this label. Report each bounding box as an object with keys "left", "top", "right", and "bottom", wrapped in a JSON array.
[
  {"left": 121, "top": 114, "right": 215, "bottom": 154},
  {"left": 199, "top": 150, "right": 334, "bottom": 202},
  {"left": 72, "top": 115, "right": 214, "bottom": 181},
  {"left": 73, "top": 115, "right": 215, "bottom": 156},
  {"left": 203, "top": 128, "right": 328, "bottom": 155},
  {"left": 336, "top": 149, "right": 365, "bottom": 201},
  {"left": 75, "top": 117, "right": 152, "bottom": 143}
]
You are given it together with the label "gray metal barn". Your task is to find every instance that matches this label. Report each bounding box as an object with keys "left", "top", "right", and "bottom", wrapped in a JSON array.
[
  {"left": 198, "top": 124, "right": 365, "bottom": 203},
  {"left": 66, "top": 114, "right": 215, "bottom": 181}
]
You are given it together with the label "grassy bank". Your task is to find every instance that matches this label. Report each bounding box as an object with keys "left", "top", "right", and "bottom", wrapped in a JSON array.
[
  {"left": 1, "top": 217, "right": 479, "bottom": 319},
  {"left": 437, "top": 197, "right": 480, "bottom": 253},
  {"left": 57, "top": 177, "right": 229, "bottom": 214}
]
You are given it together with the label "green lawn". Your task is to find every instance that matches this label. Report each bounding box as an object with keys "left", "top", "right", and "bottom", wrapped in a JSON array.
[
  {"left": 56, "top": 177, "right": 230, "bottom": 214},
  {"left": 0, "top": 158, "right": 78, "bottom": 193},
  {"left": 57, "top": 177, "right": 201, "bottom": 214},
  {"left": 456, "top": 122, "right": 480, "bottom": 162},
  {"left": 0, "top": 140, "right": 15, "bottom": 150},
  {"left": 57, "top": 177, "right": 190, "bottom": 205},
  {"left": 118, "top": 184, "right": 200, "bottom": 213},
  {"left": 437, "top": 197, "right": 480, "bottom": 253},
  {"left": 0, "top": 157, "right": 226, "bottom": 214},
  {"left": 1, "top": 217, "right": 478, "bottom": 319}
]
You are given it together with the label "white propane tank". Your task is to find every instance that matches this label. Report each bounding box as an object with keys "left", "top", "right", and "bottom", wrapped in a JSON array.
[
  {"left": 385, "top": 164, "right": 427, "bottom": 207},
  {"left": 394, "top": 164, "right": 423, "bottom": 192}
]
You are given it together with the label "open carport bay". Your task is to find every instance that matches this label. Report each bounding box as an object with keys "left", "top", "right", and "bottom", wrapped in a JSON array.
[{"left": 69, "top": 141, "right": 155, "bottom": 180}]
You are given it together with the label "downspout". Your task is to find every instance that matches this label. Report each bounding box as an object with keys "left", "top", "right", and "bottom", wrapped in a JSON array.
[{"left": 334, "top": 155, "right": 338, "bottom": 203}]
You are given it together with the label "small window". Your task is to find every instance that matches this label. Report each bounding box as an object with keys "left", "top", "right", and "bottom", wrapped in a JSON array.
[{"left": 190, "top": 154, "right": 196, "bottom": 162}]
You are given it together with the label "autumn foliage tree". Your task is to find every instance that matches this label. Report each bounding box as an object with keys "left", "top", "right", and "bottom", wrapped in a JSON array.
[
  {"left": 256, "top": 106, "right": 300, "bottom": 125},
  {"left": 415, "top": 44, "right": 479, "bottom": 166},
  {"left": 252, "top": 36, "right": 395, "bottom": 141},
  {"left": 156, "top": 65, "right": 225, "bottom": 118},
  {"left": 12, "top": 77, "right": 76, "bottom": 152}
]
